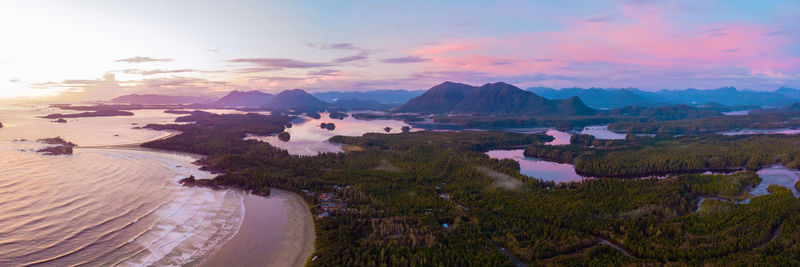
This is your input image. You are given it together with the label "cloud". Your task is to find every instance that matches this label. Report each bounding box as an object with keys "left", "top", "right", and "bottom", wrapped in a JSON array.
[
  {"left": 584, "top": 13, "right": 620, "bottom": 23},
  {"left": 333, "top": 54, "right": 368, "bottom": 63},
  {"left": 9, "top": 78, "right": 19, "bottom": 83},
  {"left": 308, "top": 70, "right": 341, "bottom": 76},
  {"left": 381, "top": 56, "right": 432, "bottom": 64},
  {"left": 228, "top": 58, "right": 331, "bottom": 68},
  {"left": 402, "top": 3, "right": 800, "bottom": 90},
  {"left": 124, "top": 69, "right": 196, "bottom": 75},
  {"left": 230, "top": 67, "right": 283, "bottom": 73},
  {"left": 321, "top": 43, "right": 358, "bottom": 50},
  {"left": 115, "top": 57, "right": 174, "bottom": 63},
  {"left": 36, "top": 72, "right": 236, "bottom": 101}
]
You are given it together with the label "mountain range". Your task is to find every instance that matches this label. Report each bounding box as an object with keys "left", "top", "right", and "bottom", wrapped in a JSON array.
[
  {"left": 529, "top": 86, "right": 800, "bottom": 109},
  {"left": 110, "top": 94, "right": 211, "bottom": 104},
  {"left": 264, "top": 89, "right": 328, "bottom": 111},
  {"left": 211, "top": 90, "right": 274, "bottom": 107},
  {"left": 395, "top": 82, "right": 596, "bottom": 115},
  {"left": 313, "top": 89, "right": 425, "bottom": 105},
  {"left": 108, "top": 84, "right": 800, "bottom": 115}
]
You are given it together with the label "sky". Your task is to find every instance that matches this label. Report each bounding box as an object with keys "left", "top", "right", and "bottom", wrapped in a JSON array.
[{"left": 0, "top": 0, "right": 798, "bottom": 100}]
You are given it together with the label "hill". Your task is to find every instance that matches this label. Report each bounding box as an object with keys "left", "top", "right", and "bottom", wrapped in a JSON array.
[
  {"left": 263, "top": 89, "right": 328, "bottom": 111},
  {"left": 313, "top": 89, "right": 425, "bottom": 105},
  {"left": 110, "top": 94, "right": 211, "bottom": 104},
  {"left": 395, "top": 82, "right": 596, "bottom": 115},
  {"left": 529, "top": 86, "right": 800, "bottom": 109},
  {"left": 212, "top": 90, "right": 274, "bottom": 107},
  {"left": 529, "top": 87, "right": 664, "bottom": 109},
  {"left": 654, "top": 87, "right": 792, "bottom": 107},
  {"left": 331, "top": 98, "right": 395, "bottom": 111}
]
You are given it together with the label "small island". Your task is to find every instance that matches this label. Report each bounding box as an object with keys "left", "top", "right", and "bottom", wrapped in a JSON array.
[
  {"left": 164, "top": 109, "right": 193, "bottom": 114},
  {"left": 41, "top": 110, "right": 134, "bottom": 119},
  {"left": 36, "top": 137, "right": 77, "bottom": 155},
  {"left": 277, "top": 131, "right": 291, "bottom": 142},
  {"left": 329, "top": 111, "right": 348, "bottom": 120},
  {"left": 306, "top": 112, "right": 322, "bottom": 119},
  {"left": 320, "top": 122, "right": 335, "bottom": 130},
  {"left": 179, "top": 175, "right": 224, "bottom": 190},
  {"left": 384, "top": 127, "right": 391, "bottom": 132}
]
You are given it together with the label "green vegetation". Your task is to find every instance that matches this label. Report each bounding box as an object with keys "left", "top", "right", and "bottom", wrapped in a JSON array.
[
  {"left": 142, "top": 112, "right": 800, "bottom": 265},
  {"left": 526, "top": 134, "right": 800, "bottom": 177},
  {"left": 608, "top": 112, "right": 800, "bottom": 134}
]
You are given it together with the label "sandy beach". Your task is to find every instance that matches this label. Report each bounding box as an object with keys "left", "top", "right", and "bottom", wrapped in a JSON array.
[{"left": 198, "top": 189, "right": 315, "bottom": 267}]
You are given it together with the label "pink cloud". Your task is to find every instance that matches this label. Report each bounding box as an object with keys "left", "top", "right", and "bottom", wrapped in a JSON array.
[{"left": 403, "top": 5, "right": 798, "bottom": 88}]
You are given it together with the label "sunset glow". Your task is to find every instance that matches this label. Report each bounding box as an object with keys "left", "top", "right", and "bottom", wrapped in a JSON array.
[{"left": 1, "top": 0, "right": 798, "bottom": 100}]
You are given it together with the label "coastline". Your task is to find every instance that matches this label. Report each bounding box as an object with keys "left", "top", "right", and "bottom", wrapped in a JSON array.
[
  {"left": 196, "top": 189, "right": 315, "bottom": 267},
  {"left": 81, "top": 128, "right": 316, "bottom": 266},
  {"left": 136, "top": 129, "right": 317, "bottom": 266},
  {"left": 78, "top": 130, "right": 180, "bottom": 149}
]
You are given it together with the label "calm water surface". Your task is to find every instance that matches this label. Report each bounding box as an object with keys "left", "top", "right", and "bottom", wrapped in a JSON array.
[
  {"left": 503, "top": 125, "right": 627, "bottom": 145},
  {"left": 749, "top": 165, "right": 800, "bottom": 198},
  {"left": 246, "top": 112, "right": 418, "bottom": 155},
  {"left": 485, "top": 149, "right": 584, "bottom": 183}
]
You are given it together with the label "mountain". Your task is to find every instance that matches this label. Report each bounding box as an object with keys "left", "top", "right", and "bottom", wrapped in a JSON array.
[
  {"left": 528, "top": 87, "right": 664, "bottom": 109},
  {"left": 313, "top": 89, "right": 425, "bottom": 104},
  {"left": 331, "top": 98, "right": 395, "bottom": 111},
  {"left": 653, "top": 87, "right": 793, "bottom": 107},
  {"left": 394, "top": 82, "right": 475, "bottom": 113},
  {"left": 527, "top": 86, "right": 800, "bottom": 109},
  {"left": 395, "top": 82, "right": 596, "bottom": 115},
  {"left": 263, "top": 89, "right": 328, "bottom": 111},
  {"left": 775, "top": 87, "right": 800, "bottom": 100},
  {"left": 110, "top": 94, "right": 211, "bottom": 104},
  {"left": 212, "top": 90, "right": 274, "bottom": 107},
  {"left": 602, "top": 104, "right": 721, "bottom": 120}
]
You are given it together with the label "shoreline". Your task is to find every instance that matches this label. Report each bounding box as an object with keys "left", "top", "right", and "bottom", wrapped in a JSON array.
[
  {"left": 77, "top": 130, "right": 180, "bottom": 149},
  {"left": 196, "top": 189, "right": 315, "bottom": 267},
  {"left": 79, "top": 130, "right": 316, "bottom": 266}
]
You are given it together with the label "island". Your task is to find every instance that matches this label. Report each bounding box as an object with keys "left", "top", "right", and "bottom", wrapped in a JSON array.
[
  {"left": 41, "top": 110, "right": 134, "bottom": 119},
  {"left": 178, "top": 175, "right": 224, "bottom": 190},
  {"left": 36, "top": 137, "right": 76, "bottom": 155},
  {"left": 320, "top": 122, "right": 335, "bottom": 130},
  {"left": 277, "top": 131, "right": 291, "bottom": 142},
  {"left": 329, "top": 111, "right": 348, "bottom": 119}
]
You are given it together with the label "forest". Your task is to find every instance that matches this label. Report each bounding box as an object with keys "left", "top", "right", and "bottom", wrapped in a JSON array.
[
  {"left": 524, "top": 134, "right": 800, "bottom": 177},
  {"left": 141, "top": 111, "right": 800, "bottom": 266}
]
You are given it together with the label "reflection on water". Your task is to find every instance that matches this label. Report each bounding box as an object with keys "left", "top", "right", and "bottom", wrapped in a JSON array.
[
  {"left": 722, "top": 110, "right": 750, "bottom": 116},
  {"left": 0, "top": 105, "right": 249, "bottom": 266},
  {"left": 544, "top": 129, "right": 571, "bottom": 145},
  {"left": 579, "top": 126, "right": 627, "bottom": 139},
  {"left": 504, "top": 125, "right": 627, "bottom": 145},
  {"left": 731, "top": 165, "right": 800, "bottom": 204},
  {"left": 750, "top": 165, "right": 800, "bottom": 197},
  {"left": 485, "top": 149, "right": 584, "bottom": 183},
  {"left": 721, "top": 128, "right": 800, "bottom": 136},
  {"left": 246, "top": 112, "right": 418, "bottom": 156}
]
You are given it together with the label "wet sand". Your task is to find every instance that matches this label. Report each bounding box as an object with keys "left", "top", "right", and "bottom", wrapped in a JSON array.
[{"left": 199, "top": 189, "right": 315, "bottom": 267}]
